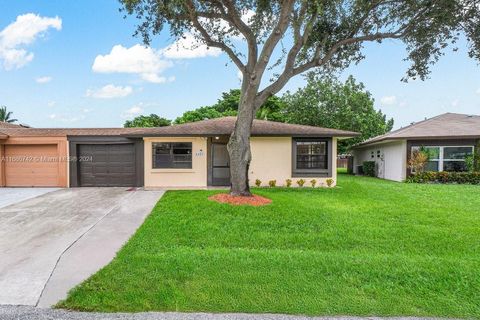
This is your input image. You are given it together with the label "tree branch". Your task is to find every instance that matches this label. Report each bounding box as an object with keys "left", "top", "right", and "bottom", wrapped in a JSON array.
[{"left": 184, "top": 0, "right": 246, "bottom": 72}]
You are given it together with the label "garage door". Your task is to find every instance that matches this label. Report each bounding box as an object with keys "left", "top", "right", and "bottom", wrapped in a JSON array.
[
  {"left": 77, "top": 144, "right": 136, "bottom": 187},
  {"left": 5, "top": 145, "right": 60, "bottom": 187}
]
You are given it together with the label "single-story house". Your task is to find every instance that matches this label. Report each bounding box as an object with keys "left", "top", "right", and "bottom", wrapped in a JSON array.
[
  {"left": 351, "top": 113, "right": 480, "bottom": 181},
  {"left": 0, "top": 117, "right": 358, "bottom": 188}
]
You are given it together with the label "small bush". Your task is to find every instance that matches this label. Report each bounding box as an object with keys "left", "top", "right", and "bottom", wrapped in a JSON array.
[
  {"left": 363, "top": 161, "right": 376, "bottom": 177},
  {"left": 406, "top": 171, "right": 480, "bottom": 184},
  {"left": 268, "top": 180, "right": 277, "bottom": 187},
  {"left": 285, "top": 179, "right": 292, "bottom": 187},
  {"left": 326, "top": 178, "right": 334, "bottom": 187},
  {"left": 255, "top": 179, "right": 262, "bottom": 187},
  {"left": 310, "top": 179, "right": 317, "bottom": 188},
  {"left": 296, "top": 179, "right": 305, "bottom": 187}
]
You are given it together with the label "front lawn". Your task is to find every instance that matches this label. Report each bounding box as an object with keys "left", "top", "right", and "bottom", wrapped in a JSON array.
[{"left": 58, "top": 175, "right": 480, "bottom": 317}]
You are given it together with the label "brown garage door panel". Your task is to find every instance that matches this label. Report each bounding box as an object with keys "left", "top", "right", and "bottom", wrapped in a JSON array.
[
  {"left": 78, "top": 144, "right": 137, "bottom": 187},
  {"left": 4, "top": 145, "right": 60, "bottom": 187}
]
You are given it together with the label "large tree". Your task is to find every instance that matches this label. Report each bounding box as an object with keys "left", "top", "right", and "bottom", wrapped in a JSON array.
[
  {"left": 124, "top": 114, "right": 171, "bottom": 127},
  {"left": 0, "top": 106, "right": 17, "bottom": 123},
  {"left": 283, "top": 75, "right": 393, "bottom": 153},
  {"left": 175, "top": 89, "right": 285, "bottom": 123},
  {"left": 121, "top": 0, "right": 480, "bottom": 196}
]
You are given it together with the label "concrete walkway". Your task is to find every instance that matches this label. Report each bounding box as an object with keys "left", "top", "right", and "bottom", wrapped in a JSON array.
[
  {"left": 0, "top": 188, "right": 59, "bottom": 209},
  {"left": 0, "top": 188, "right": 164, "bottom": 307},
  {"left": 0, "top": 306, "right": 442, "bottom": 320}
]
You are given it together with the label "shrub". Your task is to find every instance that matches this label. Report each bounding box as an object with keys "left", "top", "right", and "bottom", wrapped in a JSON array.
[
  {"left": 255, "top": 179, "right": 262, "bottom": 187},
  {"left": 406, "top": 171, "right": 480, "bottom": 184},
  {"left": 268, "top": 180, "right": 277, "bottom": 187},
  {"left": 285, "top": 179, "right": 292, "bottom": 187},
  {"left": 362, "top": 161, "right": 376, "bottom": 177},
  {"left": 296, "top": 179, "right": 305, "bottom": 187},
  {"left": 310, "top": 179, "right": 317, "bottom": 187},
  {"left": 326, "top": 178, "right": 334, "bottom": 187},
  {"left": 408, "top": 148, "right": 429, "bottom": 173}
]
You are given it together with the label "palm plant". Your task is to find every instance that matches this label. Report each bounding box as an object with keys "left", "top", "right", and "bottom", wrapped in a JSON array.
[{"left": 0, "top": 106, "right": 17, "bottom": 123}]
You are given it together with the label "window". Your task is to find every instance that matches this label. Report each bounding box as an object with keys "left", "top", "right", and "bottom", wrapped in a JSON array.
[
  {"left": 411, "top": 145, "right": 473, "bottom": 172},
  {"left": 293, "top": 139, "right": 329, "bottom": 176},
  {"left": 443, "top": 146, "right": 473, "bottom": 172},
  {"left": 152, "top": 142, "right": 192, "bottom": 169}
]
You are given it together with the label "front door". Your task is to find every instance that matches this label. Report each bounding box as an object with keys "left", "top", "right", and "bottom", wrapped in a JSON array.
[{"left": 211, "top": 143, "right": 230, "bottom": 186}]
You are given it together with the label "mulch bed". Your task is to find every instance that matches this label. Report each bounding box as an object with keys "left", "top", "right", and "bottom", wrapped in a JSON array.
[{"left": 208, "top": 193, "right": 272, "bottom": 206}]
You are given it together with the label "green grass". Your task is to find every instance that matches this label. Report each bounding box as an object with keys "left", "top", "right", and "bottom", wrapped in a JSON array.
[{"left": 58, "top": 175, "right": 480, "bottom": 317}]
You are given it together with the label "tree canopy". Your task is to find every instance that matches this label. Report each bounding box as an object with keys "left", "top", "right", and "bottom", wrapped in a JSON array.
[
  {"left": 282, "top": 75, "right": 394, "bottom": 153},
  {"left": 0, "top": 106, "right": 17, "bottom": 123},
  {"left": 174, "top": 89, "right": 285, "bottom": 124},
  {"left": 121, "top": 0, "right": 480, "bottom": 195},
  {"left": 124, "top": 114, "right": 171, "bottom": 127}
]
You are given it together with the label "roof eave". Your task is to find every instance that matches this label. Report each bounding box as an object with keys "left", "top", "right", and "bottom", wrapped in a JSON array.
[{"left": 124, "top": 133, "right": 360, "bottom": 138}]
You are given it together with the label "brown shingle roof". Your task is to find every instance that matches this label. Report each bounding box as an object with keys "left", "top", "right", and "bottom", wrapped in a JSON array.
[
  {"left": 128, "top": 117, "right": 359, "bottom": 137},
  {"left": 355, "top": 113, "right": 480, "bottom": 147},
  {"left": 0, "top": 127, "right": 145, "bottom": 137},
  {"left": 0, "top": 117, "right": 358, "bottom": 138},
  {"left": 0, "top": 121, "right": 24, "bottom": 129}
]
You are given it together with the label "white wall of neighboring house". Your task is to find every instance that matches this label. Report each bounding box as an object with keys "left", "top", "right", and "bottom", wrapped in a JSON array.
[{"left": 353, "top": 140, "right": 407, "bottom": 182}]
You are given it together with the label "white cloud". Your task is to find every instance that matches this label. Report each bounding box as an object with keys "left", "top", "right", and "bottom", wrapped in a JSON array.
[
  {"left": 35, "top": 76, "right": 52, "bottom": 83},
  {"left": 451, "top": 99, "right": 460, "bottom": 107},
  {"left": 476, "top": 88, "right": 480, "bottom": 95},
  {"left": 0, "top": 13, "right": 62, "bottom": 70},
  {"left": 121, "top": 104, "right": 144, "bottom": 119},
  {"left": 163, "top": 33, "right": 222, "bottom": 59},
  {"left": 86, "top": 84, "right": 133, "bottom": 99},
  {"left": 47, "top": 100, "right": 56, "bottom": 107},
  {"left": 380, "top": 95, "right": 397, "bottom": 106},
  {"left": 92, "top": 44, "right": 173, "bottom": 83},
  {"left": 237, "top": 70, "right": 243, "bottom": 81}
]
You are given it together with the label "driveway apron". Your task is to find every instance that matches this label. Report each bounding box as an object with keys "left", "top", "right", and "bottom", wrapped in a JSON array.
[{"left": 0, "top": 188, "right": 164, "bottom": 306}]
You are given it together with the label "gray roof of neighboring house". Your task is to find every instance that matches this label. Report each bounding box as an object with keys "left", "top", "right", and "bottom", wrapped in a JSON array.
[
  {"left": 127, "top": 117, "right": 359, "bottom": 137},
  {"left": 0, "top": 117, "right": 359, "bottom": 139},
  {"left": 354, "top": 113, "right": 480, "bottom": 148}
]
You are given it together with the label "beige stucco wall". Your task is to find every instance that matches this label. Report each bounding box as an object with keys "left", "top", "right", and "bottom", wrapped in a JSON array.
[
  {"left": 353, "top": 140, "right": 407, "bottom": 182},
  {"left": 144, "top": 137, "right": 208, "bottom": 188},
  {"left": 249, "top": 137, "right": 337, "bottom": 187}
]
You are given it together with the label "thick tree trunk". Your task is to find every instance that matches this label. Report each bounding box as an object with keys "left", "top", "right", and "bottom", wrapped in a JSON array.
[{"left": 228, "top": 87, "right": 257, "bottom": 196}]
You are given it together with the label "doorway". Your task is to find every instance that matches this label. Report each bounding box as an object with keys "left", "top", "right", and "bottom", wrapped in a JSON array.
[{"left": 211, "top": 142, "right": 231, "bottom": 186}]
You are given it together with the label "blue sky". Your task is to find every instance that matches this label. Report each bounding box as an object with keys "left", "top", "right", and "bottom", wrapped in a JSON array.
[{"left": 1, "top": 0, "right": 479, "bottom": 129}]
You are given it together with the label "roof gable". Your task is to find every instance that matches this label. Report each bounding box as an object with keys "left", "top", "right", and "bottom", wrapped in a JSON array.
[{"left": 355, "top": 113, "right": 480, "bottom": 147}]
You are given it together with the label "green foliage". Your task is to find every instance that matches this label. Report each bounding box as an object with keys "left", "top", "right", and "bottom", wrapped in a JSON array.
[
  {"left": 0, "top": 106, "right": 17, "bottom": 123},
  {"left": 362, "top": 161, "right": 376, "bottom": 177},
  {"left": 296, "top": 179, "right": 305, "bottom": 187},
  {"left": 282, "top": 76, "right": 393, "bottom": 154},
  {"left": 465, "top": 155, "right": 475, "bottom": 172},
  {"left": 58, "top": 175, "right": 480, "bottom": 317},
  {"left": 285, "top": 179, "right": 292, "bottom": 188},
  {"left": 174, "top": 89, "right": 285, "bottom": 124},
  {"left": 326, "top": 178, "right": 334, "bottom": 187},
  {"left": 475, "top": 140, "right": 480, "bottom": 171},
  {"left": 268, "top": 180, "right": 277, "bottom": 187},
  {"left": 124, "top": 114, "right": 171, "bottom": 128},
  {"left": 254, "top": 179, "right": 262, "bottom": 187},
  {"left": 310, "top": 179, "right": 317, "bottom": 188},
  {"left": 406, "top": 171, "right": 480, "bottom": 184}
]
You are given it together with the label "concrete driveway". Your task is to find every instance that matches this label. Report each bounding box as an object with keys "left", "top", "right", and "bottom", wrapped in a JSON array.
[
  {"left": 0, "top": 188, "right": 164, "bottom": 307},
  {"left": 0, "top": 188, "right": 59, "bottom": 209}
]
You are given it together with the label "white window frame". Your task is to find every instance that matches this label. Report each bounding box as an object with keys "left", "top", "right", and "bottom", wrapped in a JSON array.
[{"left": 411, "top": 145, "right": 474, "bottom": 172}]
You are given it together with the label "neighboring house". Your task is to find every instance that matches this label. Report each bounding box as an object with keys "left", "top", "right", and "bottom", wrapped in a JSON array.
[
  {"left": 0, "top": 117, "right": 358, "bottom": 188},
  {"left": 351, "top": 113, "right": 480, "bottom": 182}
]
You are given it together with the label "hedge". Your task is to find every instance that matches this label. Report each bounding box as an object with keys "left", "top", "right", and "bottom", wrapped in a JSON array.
[
  {"left": 363, "top": 161, "right": 376, "bottom": 177},
  {"left": 406, "top": 171, "right": 480, "bottom": 184}
]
